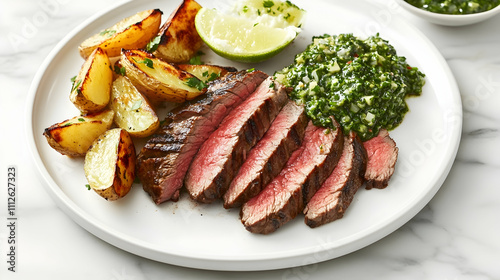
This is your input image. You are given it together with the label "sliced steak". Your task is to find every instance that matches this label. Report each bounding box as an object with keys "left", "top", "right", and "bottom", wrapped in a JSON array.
[
  {"left": 184, "top": 77, "right": 289, "bottom": 203},
  {"left": 136, "top": 70, "right": 268, "bottom": 204},
  {"left": 240, "top": 121, "right": 344, "bottom": 234},
  {"left": 304, "top": 131, "right": 367, "bottom": 228},
  {"left": 363, "top": 129, "right": 398, "bottom": 189},
  {"left": 223, "top": 100, "right": 308, "bottom": 209}
]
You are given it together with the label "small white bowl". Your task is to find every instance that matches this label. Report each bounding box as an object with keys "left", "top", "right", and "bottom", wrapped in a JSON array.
[{"left": 395, "top": 0, "right": 500, "bottom": 26}]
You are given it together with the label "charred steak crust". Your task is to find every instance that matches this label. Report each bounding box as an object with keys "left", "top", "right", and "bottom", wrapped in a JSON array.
[
  {"left": 136, "top": 70, "right": 268, "bottom": 204},
  {"left": 184, "top": 77, "right": 289, "bottom": 203},
  {"left": 240, "top": 121, "right": 344, "bottom": 234},
  {"left": 363, "top": 129, "right": 398, "bottom": 190},
  {"left": 223, "top": 101, "right": 308, "bottom": 209},
  {"left": 304, "top": 131, "right": 367, "bottom": 228}
]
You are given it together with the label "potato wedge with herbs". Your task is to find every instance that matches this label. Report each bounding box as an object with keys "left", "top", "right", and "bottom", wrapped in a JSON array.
[
  {"left": 176, "top": 64, "right": 236, "bottom": 83},
  {"left": 79, "top": 9, "right": 163, "bottom": 59},
  {"left": 149, "top": 0, "right": 203, "bottom": 63},
  {"left": 120, "top": 49, "right": 206, "bottom": 103},
  {"left": 110, "top": 76, "right": 159, "bottom": 137},
  {"left": 84, "top": 128, "right": 135, "bottom": 201},
  {"left": 43, "top": 109, "right": 114, "bottom": 157},
  {"left": 70, "top": 47, "right": 113, "bottom": 113}
]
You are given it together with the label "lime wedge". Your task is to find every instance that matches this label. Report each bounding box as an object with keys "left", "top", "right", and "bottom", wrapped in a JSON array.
[{"left": 195, "top": 4, "right": 304, "bottom": 63}]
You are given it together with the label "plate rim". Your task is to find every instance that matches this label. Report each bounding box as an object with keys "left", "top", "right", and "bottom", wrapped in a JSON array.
[{"left": 25, "top": 0, "right": 462, "bottom": 271}]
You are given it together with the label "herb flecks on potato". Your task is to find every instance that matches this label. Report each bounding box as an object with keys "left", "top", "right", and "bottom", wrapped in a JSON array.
[{"left": 79, "top": 9, "right": 163, "bottom": 59}]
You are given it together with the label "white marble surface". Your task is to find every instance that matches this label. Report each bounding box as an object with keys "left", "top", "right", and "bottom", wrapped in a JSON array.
[{"left": 1, "top": 0, "right": 500, "bottom": 279}]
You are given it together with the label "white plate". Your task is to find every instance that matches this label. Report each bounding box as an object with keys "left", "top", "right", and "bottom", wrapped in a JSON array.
[{"left": 26, "top": 0, "right": 462, "bottom": 271}]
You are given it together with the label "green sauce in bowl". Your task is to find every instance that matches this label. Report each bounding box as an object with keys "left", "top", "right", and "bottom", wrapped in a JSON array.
[{"left": 405, "top": 0, "right": 500, "bottom": 15}]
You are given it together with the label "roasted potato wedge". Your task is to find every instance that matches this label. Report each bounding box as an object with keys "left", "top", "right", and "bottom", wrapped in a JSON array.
[
  {"left": 70, "top": 47, "right": 113, "bottom": 113},
  {"left": 176, "top": 64, "right": 236, "bottom": 83},
  {"left": 79, "top": 9, "right": 163, "bottom": 59},
  {"left": 120, "top": 49, "right": 206, "bottom": 103},
  {"left": 152, "top": 0, "right": 203, "bottom": 63},
  {"left": 84, "top": 128, "right": 136, "bottom": 201},
  {"left": 43, "top": 109, "right": 114, "bottom": 157},
  {"left": 110, "top": 76, "right": 159, "bottom": 137}
]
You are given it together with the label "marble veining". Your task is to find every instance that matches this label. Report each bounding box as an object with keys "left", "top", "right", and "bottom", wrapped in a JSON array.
[{"left": 1, "top": 0, "right": 500, "bottom": 279}]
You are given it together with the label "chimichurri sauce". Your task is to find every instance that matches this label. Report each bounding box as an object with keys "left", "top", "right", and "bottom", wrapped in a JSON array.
[
  {"left": 405, "top": 0, "right": 500, "bottom": 15},
  {"left": 274, "top": 33, "right": 425, "bottom": 141}
]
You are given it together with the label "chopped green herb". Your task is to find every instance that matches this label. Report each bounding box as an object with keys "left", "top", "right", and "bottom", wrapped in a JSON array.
[
  {"left": 185, "top": 77, "right": 207, "bottom": 91},
  {"left": 71, "top": 78, "right": 82, "bottom": 93},
  {"left": 208, "top": 72, "right": 219, "bottom": 82},
  {"left": 130, "top": 100, "right": 142, "bottom": 111},
  {"left": 247, "top": 68, "right": 255, "bottom": 72},
  {"left": 263, "top": 1, "right": 274, "bottom": 8},
  {"left": 189, "top": 51, "right": 205, "bottom": 65},
  {"left": 201, "top": 71, "right": 219, "bottom": 82},
  {"left": 85, "top": 184, "right": 91, "bottom": 190},
  {"left": 114, "top": 65, "right": 126, "bottom": 76},
  {"left": 189, "top": 55, "right": 203, "bottom": 65},
  {"left": 253, "top": 23, "right": 259, "bottom": 27},
  {"left": 146, "top": 35, "right": 162, "bottom": 52},
  {"left": 133, "top": 58, "right": 154, "bottom": 69},
  {"left": 78, "top": 118, "right": 85, "bottom": 122}
]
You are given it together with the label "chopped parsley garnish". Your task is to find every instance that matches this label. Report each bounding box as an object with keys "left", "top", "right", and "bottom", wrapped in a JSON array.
[
  {"left": 114, "top": 65, "right": 126, "bottom": 76},
  {"left": 189, "top": 51, "right": 205, "bottom": 65},
  {"left": 263, "top": 1, "right": 275, "bottom": 8},
  {"left": 189, "top": 56, "right": 203, "bottom": 65},
  {"left": 146, "top": 35, "right": 162, "bottom": 52},
  {"left": 185, "top": 77, "right": 207, "bottom": 91},
  {"left": 70, "top": 76, "right": 82, "bottom": 93},
  {"left": 85, "top": 184, "right": 91, "bottom": 190},
  {"left": 78, "top": 118, "right": 85, "bottom": 122},
  {"left": 133, "top": 58, "right": 154, "bottom": 69},
  {"left": 208, "top": 72, "right": 220, "bottom": 82},
  {"left": 202, "top": 71, "right": 219, "bottom": 82}
]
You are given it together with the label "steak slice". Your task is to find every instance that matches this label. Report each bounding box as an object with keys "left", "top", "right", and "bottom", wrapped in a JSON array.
[
  {"left": 363, "top": 129, "right": 398, "bottom": 190},
  {"left": 136, "top": 70, "right": 268, "bottom": 204},
  {"left": 240, "top": 121, "right": 344, "bottom": 234},
  {"left": 304, "top": 131, "right": 367, "bottom": 228},
  {"left": 184, "top": 77, "right": 289, "bottom": 203},
  {"left": 223, "top": 100, "right": 308, "bottom": 209}
]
